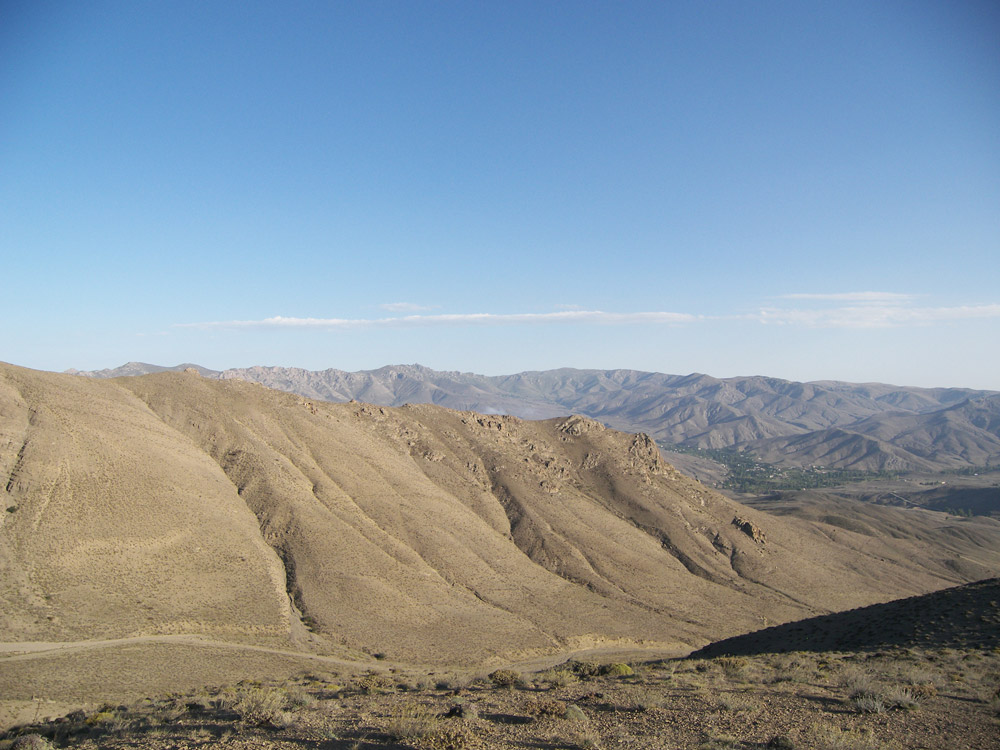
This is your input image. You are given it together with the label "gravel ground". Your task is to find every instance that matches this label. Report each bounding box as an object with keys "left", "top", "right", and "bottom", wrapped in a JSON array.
[{"left": 3, "top": 648, "right": 998, "bottom": 750}]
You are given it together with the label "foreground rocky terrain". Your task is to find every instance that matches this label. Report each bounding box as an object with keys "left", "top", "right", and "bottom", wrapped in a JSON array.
[{"left": 3, "top": 580, "right": 998, "bottom": 749}]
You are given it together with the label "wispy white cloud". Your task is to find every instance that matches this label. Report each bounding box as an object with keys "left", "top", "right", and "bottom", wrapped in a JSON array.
[
  {"left": 779, "top": 291, "right": 915, "bottom": 304},
  {"left": 758, "top": 302, "right": 1000, "bottom": 328},
  {"left": 379, "top": 302, "right": 434, "bottom": 312},
  {"left": 180, "top": 310, "right": 700, "bottom": 330},
  {"left": 178, "top": 297, "right": 1000, "bottom": 333}
]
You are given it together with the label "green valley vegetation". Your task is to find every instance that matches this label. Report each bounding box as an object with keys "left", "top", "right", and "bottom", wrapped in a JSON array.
[{"left": 662, "top": 444, "right": 899, "bottom": 494}]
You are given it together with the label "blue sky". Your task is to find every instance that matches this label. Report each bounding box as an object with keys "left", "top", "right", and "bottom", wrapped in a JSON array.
[{"left": 2, "top": 1, "right": 998, "bottom": 388}]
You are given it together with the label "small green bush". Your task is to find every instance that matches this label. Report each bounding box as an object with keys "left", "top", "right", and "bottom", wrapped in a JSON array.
[{"left": 601, "top": 663, "right": 634, "bottom": 677}]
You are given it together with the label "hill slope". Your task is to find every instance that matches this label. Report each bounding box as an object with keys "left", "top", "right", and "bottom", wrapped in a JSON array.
[
  {"left": 5, "top": 363, "right": 1000, "bottom": 668},
  {"left": 692, "top": 577, "right": 1000, "bottom": 656}
]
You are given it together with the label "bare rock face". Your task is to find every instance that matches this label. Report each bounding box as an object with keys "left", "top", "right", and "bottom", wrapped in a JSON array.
[
  {"left": 626, "top": 433, "right": 667, "bottom": 480},
  {"left": 558, "top": 415, "right": 605, "bottom": 436},
  {"left": 733, "top": 516, "right": 767, "bottom": 544}
]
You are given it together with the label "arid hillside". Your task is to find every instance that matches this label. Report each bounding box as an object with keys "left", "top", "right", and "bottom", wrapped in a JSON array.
[{"left": 4, "top": 362, "right": 1000, "bottom": 671}]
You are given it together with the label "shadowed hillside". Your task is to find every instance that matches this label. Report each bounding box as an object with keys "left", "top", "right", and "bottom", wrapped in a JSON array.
[{"left": 691, "top": 577, "right": 1000, "bottom": 657}]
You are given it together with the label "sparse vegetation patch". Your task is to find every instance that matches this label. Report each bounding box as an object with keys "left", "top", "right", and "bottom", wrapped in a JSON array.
[{"left": 2, "top": 646, "right": 999, "bottom": 749}]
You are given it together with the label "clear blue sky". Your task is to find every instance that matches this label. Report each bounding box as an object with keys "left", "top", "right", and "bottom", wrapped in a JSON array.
[{"left": 2, "top": 1, "right": 998, "bottom": 388}]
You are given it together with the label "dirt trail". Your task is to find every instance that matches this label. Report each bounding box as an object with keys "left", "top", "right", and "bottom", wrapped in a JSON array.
[
  {"left": 0, "top": 634, "right": 381, "bottom": 670},
  {"left": 0, "top": 634, "right": 688, "bottom": 673}
]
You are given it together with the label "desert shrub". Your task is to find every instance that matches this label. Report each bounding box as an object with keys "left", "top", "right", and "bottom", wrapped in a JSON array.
[
  {"left": 232, "top": 686, "right": 291, "bottom": 727},
  {"left": 840, "top": 666, "right": 877, "bottom": 696},
  {"left": 766, "top": 736, "right": 795, "bottom": 750},
  {"left": 849, "top": 692, "right": 887, "bottom": 714},
  {"left": 527, "top": 698, "right": 567, "bottom": 718},
  {"left": 284, "top": 684, "right": 316, "bottom": 708},
  {"left": 444, "top": 698, "right": 478, "bottom": 720},
  {"left": 651, "top": 660, "right": 678, "bottom": 679},
  {"left": 488, "top": 669, "right": 521, "bottom": 688},
  {"left": 900, "top": 664, "right": 939, "bottom": 686},
  {"left": 10, "top": 736, "right": 55, "bottom": 750},
  {"left": 883, "top": 686, "right": 919, "bottom": 710},
  {"left": 385, "top": 702, "right": 441, "bottom": 741},
  {"left": 808, "top": 725, "right": 885, "bottom": 750},
  {"left": 601, "top": 662, "right": 633, "bottom": 677},
  {"left": 550, "top": 725, "right": 600, "bottom": 749},
  {"left": 716, "top": 692, "right": 757, "bottom": 712},
  {"left": 537, "top": 667, "right": 578, "bottom": 688},
  {"left": 565, "top": 725, "right": 601, "bottom": 748},
  {"left": 570, "top": 661, "right": 603, "bottom": 679},
  {"left": 564, "top": 704, "right": 587, "bottom": 722},
  {"left": 715, "top": 655, "right": 747, "bottom": 679},
  {"left": 418, "top": 724, "right": 470, "bottom": 750},
  {"left": 698, "top": 730, "right": 739, "bottom": 749},
  {"left": 620, "top": 686, "right": 668, "bottom": 712},
  {"left": 356, "top": 673, "right": 394, "bottom": 694}
]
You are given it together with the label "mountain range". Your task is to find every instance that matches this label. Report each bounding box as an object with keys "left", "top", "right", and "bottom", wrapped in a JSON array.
[{"left": 71, "top": 362, "right": 1000, "bottom": 473}]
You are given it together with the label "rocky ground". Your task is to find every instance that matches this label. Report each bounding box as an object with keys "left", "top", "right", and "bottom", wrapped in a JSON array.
[{"left": 3, "top": 647, "right": 998, "bottom": 750}]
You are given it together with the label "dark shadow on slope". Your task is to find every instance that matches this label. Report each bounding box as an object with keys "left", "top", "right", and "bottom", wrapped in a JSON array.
[{"left": 691, "top": 578, "right": 1000, "bottom": 658}]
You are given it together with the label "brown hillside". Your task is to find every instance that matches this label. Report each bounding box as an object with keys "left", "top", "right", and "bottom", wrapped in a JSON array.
[
  {"left": 0, "top": 365, "right": 290, "bottom": 643},
  {"left": 3, "top": 363, "right": 1000, "bottom": 675}
]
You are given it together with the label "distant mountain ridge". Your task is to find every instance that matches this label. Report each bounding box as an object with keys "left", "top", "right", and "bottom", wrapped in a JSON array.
[{"left": 69, "top": 362, "right": 1000, "bottom": 472}]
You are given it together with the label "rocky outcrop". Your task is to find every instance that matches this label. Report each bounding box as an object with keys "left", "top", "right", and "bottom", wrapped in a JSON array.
[{"left": 732, "top": 516, "right": 766, "bottom": 544}]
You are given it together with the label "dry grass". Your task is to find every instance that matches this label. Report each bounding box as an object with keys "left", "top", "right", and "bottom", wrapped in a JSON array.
[
  {"left": 230, "top": 685, "right": 292, "bottom": 727},
  {"left": 807, "top": 724, "right": 893, "bottom": 750},
  {"left": 384, "top": 702, "right": 441, "bottom": 741},
  {"left": 715, "top": 691, "right": 758, "bottom": 713},
  {"left": 2, "top": 647, "right": 999, "bottom": 749}
]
